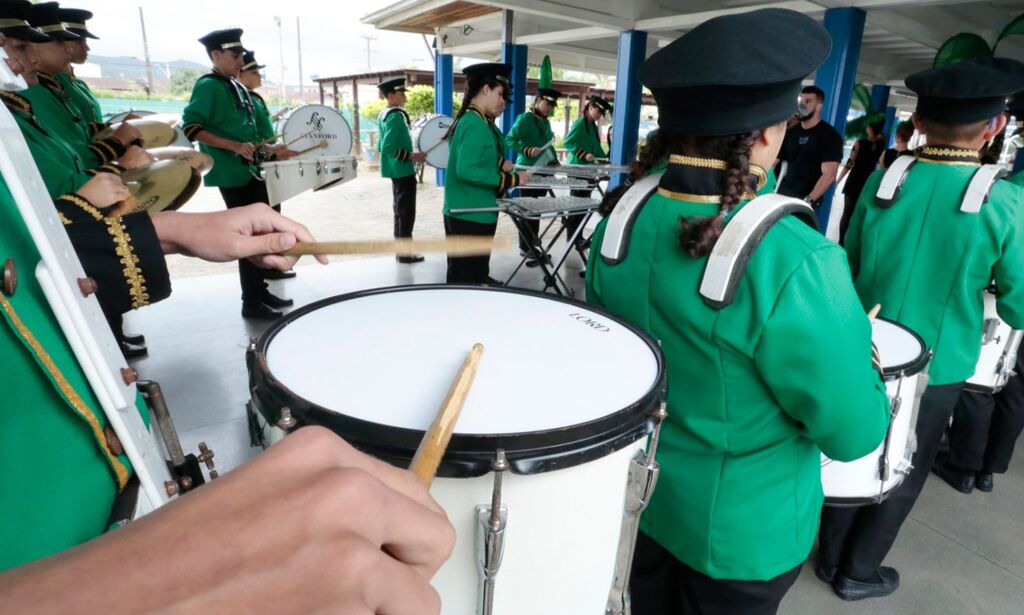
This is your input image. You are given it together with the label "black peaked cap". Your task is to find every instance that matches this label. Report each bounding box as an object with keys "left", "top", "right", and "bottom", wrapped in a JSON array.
[
  {"left": 0, "top": 0, "right": 52, "bottom": 43},
  {"left": 908, "top": 57, "right": 1024, "bottom": 124}
]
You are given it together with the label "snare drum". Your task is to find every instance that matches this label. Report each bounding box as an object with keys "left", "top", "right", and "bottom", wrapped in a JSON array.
[
  {"left": 280, "top": 104, "right": 353, "bottom": 157},
  {"left": 821, "top": 318, "right": 930, "bottom": 506},
  {"left": 262, "top": 155, "right": 358, "bottom": 206},
  {"left": 411, "top": 113, "right": 453, "bottom": 169},
  {"left": 247, "top": 286, "right": 667, "bottom": 615},
  {"left": 967, "top": 290, "right": 1023, "bottom": 393}
]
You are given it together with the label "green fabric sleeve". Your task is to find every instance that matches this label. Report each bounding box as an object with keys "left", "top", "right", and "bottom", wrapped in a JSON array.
[
  {"left": 455, "top": 120, "right": 502, "bottom": 189},
  {"left": 380, "top": 112, "right": 406, "bottom": 160},
  {"left": 584, "top": 221, "right": 607, "bottom": 307},
  {"left": 181, "top": 78, "right": 217, "bottom": 138},
  {"left": 754, "top": 244, "right": 890, "bottom": 462},
  {"left": 993, "top": 185, "right": 1024, "bottom": 329},
  {"left": 506, "top": 113, "right": 533, "bottom": 157},
  {"left": 844, "top": 173, "right": 879, "bottom": 280}
]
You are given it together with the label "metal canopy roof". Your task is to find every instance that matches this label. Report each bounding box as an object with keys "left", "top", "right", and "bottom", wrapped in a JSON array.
[{"left": 363, "top": 0, "right": 1024, "bottom": 90}]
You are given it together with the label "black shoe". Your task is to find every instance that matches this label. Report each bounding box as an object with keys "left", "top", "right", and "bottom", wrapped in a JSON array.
[
  {"left": 119, "top": 340, "right": 148, "bottom": 359},
  {"left": 484, "top": 277, "right": 504, "bottom": 287},
  {"left": 122, "top": 332, "right": 146, "bottom": 345},
  {"left": 263, "top": 268, "right": 296, "bottom": 280},
  {"left": 396, "top": 254, "right": 425, "bottom": 264},
  {"left": 833, "top": 567, "right": 900, "bottom": 601},
  {"left": 815, "top": 563, "right": 837, "bottom": 584},
  {"left": 242, "top": 303, "right": 283, "bottom": 320},
  {"left": 932, "top": 461, "right": 975, "bottom": 494},
  {"left": 976, "top": 472, "right": 994, "bottom": 492},
  {"left": 262, "top": 292, "right": 294, "bottom": 309}
]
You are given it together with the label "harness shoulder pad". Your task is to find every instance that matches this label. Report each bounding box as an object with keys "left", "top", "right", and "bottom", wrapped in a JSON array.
[
  {"left": 960, "top": 164, "right": 1006, "bottom": 214},
  {"left": 599, "top": 173, "right": 663, "bottom": 265},
  {"left": 699, "top": 194, "right": 818, "bottom": 310},
  {"left": 874, "top": 154, "right": 916, "bottom": 208}
]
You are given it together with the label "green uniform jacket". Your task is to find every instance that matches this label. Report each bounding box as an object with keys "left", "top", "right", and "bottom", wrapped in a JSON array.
[
  {"left": 182, "top": 72, "right": 260, "bottom": 188},
  {"left": 564, "top": 117, "right": 605, "bottom": 165},
  {"left": 506, "top": 110, "right": 556, "bottom": 166},
  {"left": 1008, "top": 169, "right": 1024, "bottom": 188},
  {"left": 0, "top": 172, "right": 170, "bottom": 571},
  {"left": 250, "top": 90, "right": 275, "bottom": 142},
  {"left": 1, "top": 90, "right": 118, "bottom": 199},
  {"left": 845, "top": 147, "right": 1024, "bottom": 385},
  {"left": 586, "top": 165, "right": 890, "bottom": 580},
  {"left": 25, "top": 73, "right": 124, "bottom": 168},
  {"left": 55, "top": 72, "right": 103, "bottom": 124},
  {"left": 377, "top": 107, "right": 416, "bottom": 179},
  {"left": 443, "top": 107, "right": 520, "bottom": 224}
]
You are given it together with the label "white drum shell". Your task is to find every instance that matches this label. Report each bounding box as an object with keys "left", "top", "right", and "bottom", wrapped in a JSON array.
[
  {"left": 262, "top": 155, "right": 357, "bottom": 206},
  {"left": 967, "top": 292, "right": 1023, "bottom": 392},
  {"left": 821, "top": 320, "right": 925, "bottom": 503},
  {"left": 411, "top": 114, "right": 453, "bottom": 169}
]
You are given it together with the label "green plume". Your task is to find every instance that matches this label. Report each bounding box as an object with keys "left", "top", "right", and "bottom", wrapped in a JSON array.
[
  {"left": 933, "top": 33, "right": 993, "bottom": 67},
  {"left": 539, "top": 55, "right": 553, "bottom": 90},
  {"left": 995, "top": 12, "right": 1024, "bottom": 51}
]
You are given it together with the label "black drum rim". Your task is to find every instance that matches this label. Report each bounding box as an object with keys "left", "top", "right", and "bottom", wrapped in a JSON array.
[
  {"left": 249, "top": 284, "right": 667, "bottom": 477},
  {"left": 875, "top": 316, "right": 931, "bottom": 379}
]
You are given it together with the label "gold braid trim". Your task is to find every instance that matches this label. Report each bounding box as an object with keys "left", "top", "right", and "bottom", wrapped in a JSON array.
[
  {"left": 62, "top": 195, "right": 150, "bottom": 308},
  {"left": 749, "top": 164, "right": 768, "bottom": 190},
  {"left": 0, "top": 89, "right": 32, "bottom": 115},
  {"left": 669, "top": 155, "right": 729, "bottom": 170},
  {"left": 58, "top": 212, "right": 72, "bottom": 225},
  {"left": 657, "top": 188, "right": 721, "bottom": 204},
  {"left": 0, "top": 294, "right": 129, "bottom": 490},
  {"left": 919, "top": 146, "right": 980, "bottom": 159}
]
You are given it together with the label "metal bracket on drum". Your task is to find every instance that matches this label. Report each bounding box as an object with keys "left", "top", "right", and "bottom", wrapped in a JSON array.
[
  {"left": 982, "top": 318, "right": 1002, "bottom": 345},
  {"left": 476, "top": 450, "right": 509, "bottom": 615},
  {"left": 606, "top": 402, "right": 668, "bottom": 615},
  {"left": 876, "top": 374, "right": 904, "bottom": 496},
  {"left": 138, "top": 380, "right": 218, "bottom": 496}
]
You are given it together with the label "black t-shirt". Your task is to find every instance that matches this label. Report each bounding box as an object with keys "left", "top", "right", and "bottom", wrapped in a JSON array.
[{"left": 777, "top": 121, "right": 843, "bottom": 200}]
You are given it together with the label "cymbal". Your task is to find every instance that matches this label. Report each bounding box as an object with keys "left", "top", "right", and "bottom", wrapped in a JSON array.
[
  {"left": 119, "top": 160, "right": 199, "bottom": 214},
  {"left": 94, "top": 119, "right": 177, "bottom": 149},
  {"left": 148, "top": 146, "right": 214, "bottom": 174}
]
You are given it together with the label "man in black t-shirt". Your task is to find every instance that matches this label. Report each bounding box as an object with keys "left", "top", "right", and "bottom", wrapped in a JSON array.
[{"left": 776, "top": 85, "right": 843, "bottom": 207}]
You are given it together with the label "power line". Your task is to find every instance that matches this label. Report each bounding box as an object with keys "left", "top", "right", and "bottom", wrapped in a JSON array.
[{"left": 358, "top": 34, "right": 378, "bottom": 71}]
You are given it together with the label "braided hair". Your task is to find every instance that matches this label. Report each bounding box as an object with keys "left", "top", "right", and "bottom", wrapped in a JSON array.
[
  {"left": 599, "top": 129, "right": 758, "bottom": 259},
  {"left": 443, "top": 76, "right": 507, "bottom": 141}
]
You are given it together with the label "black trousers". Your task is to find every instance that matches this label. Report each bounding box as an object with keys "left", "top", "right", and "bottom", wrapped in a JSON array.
[
  {"left": 630, "top": 532, "right": 801, "bottom": 615},
  {"left": 219, "top": 178, "right": 272, "bottom": 305},
  {"left": 391, "top": 175, "right": 417, "bottom": 239},
  {"left": 818, "top": 382, "right": 965, "bottom": 581},
  {"left": 516, "top": 187, "right": 547, "bottom": 252},
  {"left": 443, "top": 215, "right": 495, "bottom": 285},
  {"left": 949, "top": 348, "right": 1024, "bottom": 473}
]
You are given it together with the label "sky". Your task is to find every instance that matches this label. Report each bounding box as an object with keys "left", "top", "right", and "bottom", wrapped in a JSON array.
[{"left": 80, "top": 0, "right": 442, "bottom": 85}]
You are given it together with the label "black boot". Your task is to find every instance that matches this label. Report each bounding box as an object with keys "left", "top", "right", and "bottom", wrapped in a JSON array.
[
  {"left": 833, "top": 567, "right": 900, "bottom": 601},
  {"left": 976, "top": 471, "right": 994, "bottom": 493},
  {"left": 263, "top": 291, "right": 294, "bottom": 309},
  {"left": 932, "top": 461, "right": 976, "bottom": 494}
]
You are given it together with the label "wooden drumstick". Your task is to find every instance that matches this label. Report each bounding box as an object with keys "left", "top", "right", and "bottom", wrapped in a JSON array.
[
  {"left": 283, "top": 129, "right": 316, "bottom": 148},
  {"left": 293, "top": 140, "right": 328, "bottom": 156},
  {"left": 254, "top": 133, "right": 284, "bottom": 147},
  {"left": 281, "top": 236, "right": 511, "bottom": 257},
  {"left": 409, "top": 343, "right": 485, "bottom": 486},
  {"left": 867, "top": 304, "right": 882, "bottom": 320}
]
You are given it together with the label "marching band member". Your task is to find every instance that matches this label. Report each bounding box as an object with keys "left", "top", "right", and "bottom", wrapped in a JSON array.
[
  {"left": 819, "top": 57, "right": 1024, "bottom": 601},
  {"left": 586, "top": 9, "right": 890, "bottom": 613},
  {"left": 376, "top": 76, "right": 426, "bottom": 264},
  {"left": 563, "top": 94, "right": 611, "bottom": 250},
  {"left": 182, "top": 28, "right": 293, "bottom": 320},
  {"left": 56, "top": 6, "right": 102, "bottom": 125},
  {"left": 442, "top": 62, "right": 528, "bottom": 285},
  {"left": 506, "top": 57, "right": 561, "bottom": 266}
]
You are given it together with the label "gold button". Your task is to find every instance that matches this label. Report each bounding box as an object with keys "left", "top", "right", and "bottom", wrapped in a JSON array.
[{"left": 2, "top": 258, "right": 15, "bottom": 296}]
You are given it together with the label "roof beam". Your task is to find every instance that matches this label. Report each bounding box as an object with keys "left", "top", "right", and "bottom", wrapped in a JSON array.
[
  {"left": 470, "top": 0, "right": 633, "bottom": 30},
  {"left": 636, "top": 1, "right": 822, "bottom": 32},
  {"left": 516, "top": 26, "right": 619, "bottom": 47},
  {"left": 810, "top": 0, "right": 990, "bottom": 9},
  {"left": 361, "top": 0, "right": 454, "bottom": 28}
]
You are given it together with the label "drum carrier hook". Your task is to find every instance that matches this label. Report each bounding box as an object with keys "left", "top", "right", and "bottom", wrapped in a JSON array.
[
  {"left": 606, "top": 402, "right": 669, "bottom": 615},
  {"left": 476, "top": 449, "right": 509, "bottom": 615}
]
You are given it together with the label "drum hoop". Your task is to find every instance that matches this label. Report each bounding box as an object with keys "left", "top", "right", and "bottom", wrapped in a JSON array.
[
  {"left": 249, "top": 284, "right": 666, "bottom": 477},
  {"left": 874, "top": 316, "right": 930, "bottom": 380}
]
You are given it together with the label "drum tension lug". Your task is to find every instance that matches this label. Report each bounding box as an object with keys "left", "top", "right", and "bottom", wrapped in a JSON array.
[
  {"left": 476, "top": 450, "right": 509, "bottom": 615},
  {"left": 277, "top": 406, "right": 298, "bottom": 431}
]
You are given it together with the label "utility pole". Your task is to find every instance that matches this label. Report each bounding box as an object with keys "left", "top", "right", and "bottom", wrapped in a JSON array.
[
  {"left": 296, "top": 17, "right": 303, "bottom": 102},
  {"left": 274, "top": 16, "right": 286, "bottom": 102},
  {"left": 138, "top": 7, "right": 153, "bottom": 94},
  {"left": 358, "top": 34, "right": 377, "bottom": 71}
]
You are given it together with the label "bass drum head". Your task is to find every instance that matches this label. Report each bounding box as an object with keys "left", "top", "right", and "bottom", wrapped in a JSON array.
[
  {"left": 413, "top": 114, "right": 452, "bottom": 169},
  {"left": 250, "top": 285, "right": 665, "bottom": 477},
  {"left": 281, "top": 104, "right": 353, "bottom": 157},
  {"left": 873, "top": 318, "right": 929, "bottom": 379}
]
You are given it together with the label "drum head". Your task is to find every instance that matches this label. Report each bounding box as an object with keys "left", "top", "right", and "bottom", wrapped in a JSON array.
[
  {"left": 872, "top": 318, "right": 929, "bottom": 378},
  {"left": 281, "top": 104, "right": 353, "bottom": 157},
  {"left": 251, "top": 286, "right": 665, "bottom": 476},
  {"left": 414, "top": 114, "right": 452, "bottom": 169}
]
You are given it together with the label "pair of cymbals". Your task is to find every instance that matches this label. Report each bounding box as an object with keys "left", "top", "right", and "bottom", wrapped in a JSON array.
[
  {"left": 94, "top": 119, "right": 177, "bottom": 149},
  {"left": 114, "top": 159, "right": 201, "bottom": 215},
  {"left": 148, "top": 147, "right": 214, "bottom": 174}
]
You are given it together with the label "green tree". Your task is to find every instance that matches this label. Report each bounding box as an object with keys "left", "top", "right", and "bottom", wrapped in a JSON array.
[
  {"left": 169, "top": 68, "right": 202, "bottom": 97},
  {"left": 361, "top": 98, "right": 388, "bottom": 121},
  {"left": 405, "top": 85, "right": 435, "bottom": 119}
]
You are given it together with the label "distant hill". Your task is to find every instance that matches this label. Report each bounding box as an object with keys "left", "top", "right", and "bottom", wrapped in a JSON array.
[{"left": 89, "top": 54, "right": 207, "bottom": 82}]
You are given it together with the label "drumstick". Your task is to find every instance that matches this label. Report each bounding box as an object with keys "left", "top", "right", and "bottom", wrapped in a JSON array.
[
  {"left": 868, "top": 304, "right": 882, "bottom": 320},
  {"left": 409, "top": 343, "right": 485, "bottom": 486},
  {"left": 293, "top": 140, "right": 328, "bottom": 156},
  {"left": 254, "top": 133, "right": 284, "bottom": 147},
  {"left": 283, "top": 129, "right": 316, "bottom": 148},
  {"left": 281, "top": 236, "right": 511, "bottom": 257}
]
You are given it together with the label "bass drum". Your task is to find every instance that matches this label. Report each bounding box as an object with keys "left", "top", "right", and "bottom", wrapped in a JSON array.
[
  {"left": 411, "top": 113, "right": 453, "bottom": 169},
  {"left": 105, "top": 110, "right": 192, "bottom": 148},
  {"left": 279, "top": 104, "right": 353, "bottom": 158}
]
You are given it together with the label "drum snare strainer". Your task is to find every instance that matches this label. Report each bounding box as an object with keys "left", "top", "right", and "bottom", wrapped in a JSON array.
[{"left": 247, "top": 286, "right": 667, "bottom": 615}]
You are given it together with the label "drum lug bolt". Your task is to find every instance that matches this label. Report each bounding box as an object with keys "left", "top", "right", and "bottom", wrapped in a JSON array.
[
  {"left": 197, "top": 442, "right": 218, "bottom": 479},
  {"left": 121, "top": 367, "right": 139, "bottom": 385},
  {"left": 77, "top": 277, "right": 98, "bottom": 296},
  {"left": 277, "top": 406, "right": 297, "bottom": 431},
  {"left": 164, "top": 480, "right": 179, "bottom": 496},
  {"left": 3, "top": 258, "right": 17, "bottom": 296}
]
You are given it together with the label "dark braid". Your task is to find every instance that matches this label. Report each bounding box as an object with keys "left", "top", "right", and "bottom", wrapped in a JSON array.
[
  {"left": 679, "top": 132, "right": 757, "bottom": 258},
  {"left": 598, "top": 129, "right": 674, "bottom": 217},
  {"left": 443, "top": 77, "right": 505, "bottom": 141}
]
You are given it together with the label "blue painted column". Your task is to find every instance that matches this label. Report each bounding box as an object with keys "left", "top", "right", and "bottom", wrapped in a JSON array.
[
  {"left": 501, "top": 43, "right": 528, "bottom": 142},
  {"left": 609, "top": 30, "right": 648, "bottom": 190},
  {"left": 813, "top": 7, "right": 866, "bottom": 232},
  {"left": 434, "top": 51, "right": 453, "bottom": 186},
  {"left": 884, "top": 106, "right": 898, "bottom": 146},
  {"left": 870, "top": 84, "right": 897, "bottom": 145}
]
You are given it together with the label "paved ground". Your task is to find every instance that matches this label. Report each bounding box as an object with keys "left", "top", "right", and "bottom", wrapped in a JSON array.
[{"left": 130, "top": 169, "right": 1024, "bottom": 615}]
